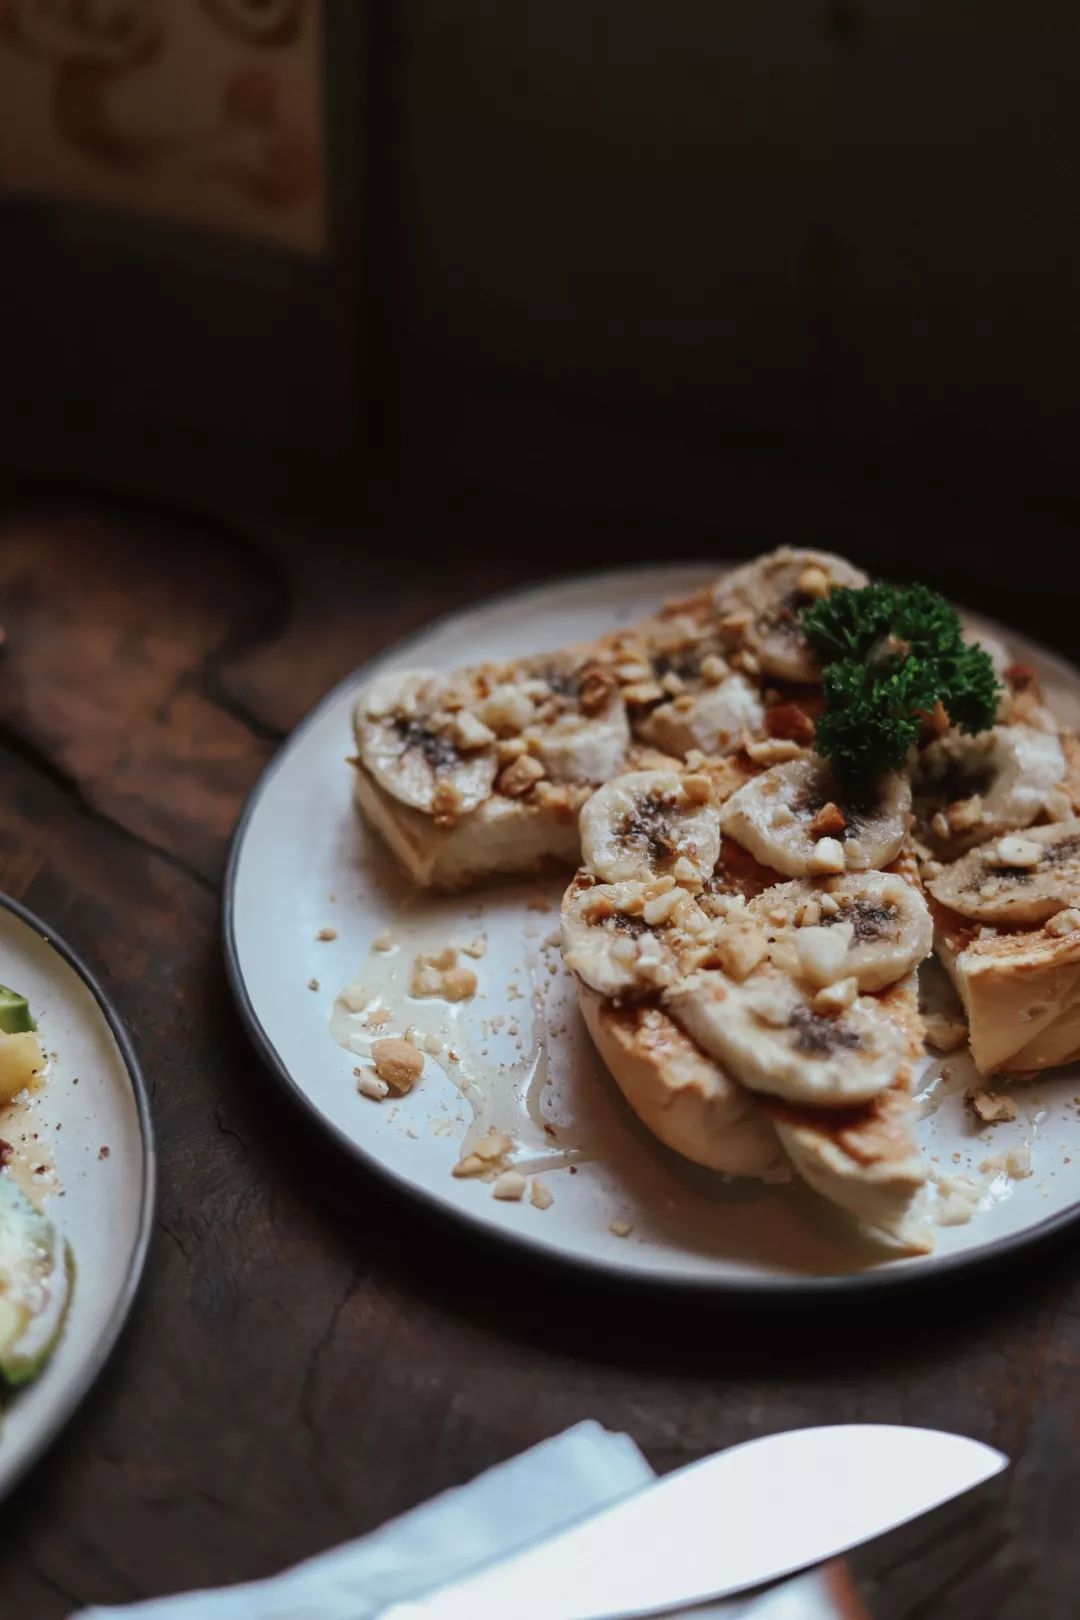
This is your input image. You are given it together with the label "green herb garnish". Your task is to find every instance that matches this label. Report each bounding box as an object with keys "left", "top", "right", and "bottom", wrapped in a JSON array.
[{"left": 802, "top": 584, "right": 1001, "bottom": 783}]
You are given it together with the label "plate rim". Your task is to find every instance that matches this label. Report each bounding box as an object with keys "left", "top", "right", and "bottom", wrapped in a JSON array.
[
  {"left": 223, "top": 562, "right": 1080, "bottom": 1297},
  {"left": 0, "top": 890, "right": 157, "bottom": 1495}
]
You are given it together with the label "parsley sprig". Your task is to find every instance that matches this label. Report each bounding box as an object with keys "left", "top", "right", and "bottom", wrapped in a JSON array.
[{"left": 801, "top": 583, "right": 1001, "bottom": 783}]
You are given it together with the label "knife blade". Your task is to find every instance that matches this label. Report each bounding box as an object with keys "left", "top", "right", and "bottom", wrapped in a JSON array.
[{"left": 378, "top": 1424, "right": 1005, "bottom": 1620}]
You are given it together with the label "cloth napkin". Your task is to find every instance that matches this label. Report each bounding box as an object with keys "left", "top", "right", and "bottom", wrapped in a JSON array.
[{"left": 75, "top": 1422, "right": 846, "bottom": 1620}]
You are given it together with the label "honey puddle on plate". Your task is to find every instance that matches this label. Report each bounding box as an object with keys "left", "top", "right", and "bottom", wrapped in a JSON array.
[{"left": 331, "top": 908, "right": 594, "bottom": 1175}]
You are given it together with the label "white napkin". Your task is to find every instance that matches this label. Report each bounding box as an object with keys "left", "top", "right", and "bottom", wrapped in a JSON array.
[{"left": 74, "top": 1421, "right": 654, "bottom": 1620}]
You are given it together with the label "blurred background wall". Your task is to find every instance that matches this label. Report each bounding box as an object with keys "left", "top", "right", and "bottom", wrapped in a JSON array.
[{"left": 1, "top": 1, "right": 1078, "bottom": 560}]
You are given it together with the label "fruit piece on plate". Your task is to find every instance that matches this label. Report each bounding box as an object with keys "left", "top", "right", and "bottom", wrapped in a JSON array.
[
  {"left": 719, "top": 754, "right": 911, "bottom": 879},
  {"left": 0, "top": 1179, "right": 73, "bottom": 1387}
]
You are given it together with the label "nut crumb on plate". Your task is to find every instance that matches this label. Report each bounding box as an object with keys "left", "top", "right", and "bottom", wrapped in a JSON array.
[
  {"left": 372, "top": 931, "right": 395, "bottom": 951},
  {"left": 966, "top": 1089, "right": 1018, "bottom": 1124},
  {"left": 307, "top": 978, "right": 320, "bottom": 992},
  {"left": 923, "top": 1013, "right": 968, "bottom": 1053},
  {"left": 316, "top": 926, "right": 338, "bottom": 941},
  {"left": 530, "top": 1178, "right": 553, "bottom": 1210},
  {"left": 609, "top": 1219, "right": 633, "bottom": 1238},
  {"left": 492, "top": 1170, "right": 527, "bottom": 1201},
  {"left": 357, "top": 1072, "right": 390, "bottom": 1101},
  {"left": 371, "top": 1037, "right": 424, "bottom": 1093}
]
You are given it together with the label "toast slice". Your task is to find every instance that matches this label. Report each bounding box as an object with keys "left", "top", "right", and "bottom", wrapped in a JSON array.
[{"left": 351, "top": 549, "right": 862, "bottom": 888}]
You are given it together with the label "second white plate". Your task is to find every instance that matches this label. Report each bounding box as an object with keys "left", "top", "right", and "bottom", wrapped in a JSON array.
[{"left": 225, "top": 565, "right": 1080, "bottom": 1291}]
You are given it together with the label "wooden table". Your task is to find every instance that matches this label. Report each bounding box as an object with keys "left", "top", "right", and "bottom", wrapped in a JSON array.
[{"left": 0, "top": 477, "right": 1077, "bottom": 1620}]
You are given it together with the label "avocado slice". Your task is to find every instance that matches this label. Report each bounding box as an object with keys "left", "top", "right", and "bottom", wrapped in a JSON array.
[
  {"left": 0, "top": 987, "right": 34, "bottom": 1036},
  {"left": 0, "top": 1179, "right": 73, "bottom": 1387}
]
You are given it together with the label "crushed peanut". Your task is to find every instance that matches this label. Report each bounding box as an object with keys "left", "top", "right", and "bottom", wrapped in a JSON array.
[
  {"left": 990, "top": 835, "right": 1043, "bottom": 869},
  {"left": 809, "top": 801, "right": 847, "bottom": 839},
  {"left": 947, "top": 796, "right": 984, "bottom": 833},
  {"left": 410, "top": 949, "right": 478, "bottom": 1001},
  {"left": 497, "top": 753, "right": 546, "bottom": 797},
  {"left": 1047, "top": 908, "right": 1080, "bottom": 937},
  {"left": 452, "top": 1153, "right": 486, "bottom": 1178},
  {"left": 356, "top": 1071, "right": 390, "bottom": 1101},
  {"left": 797, "top": 564, "right": 830, "bottom": 598},
  {"left": 744, "top": 736, "right": 803, "bottom": 765},
  {"left": 474, "top": 1130, "right": 513, "bottom": 1162},
  {"left": 923, "top": 1013, "right": 969, "bottom": 1053},
  {"left": 316, "top": 926, "right": 338, "bottom": 941},
  {"left": 931, "top": 811, "right": 951, "bottom": 841},
  {"left": 372, "top": 931, "right": 395, "bottom": 951},
  {"left": 609, "top": 1219, "right": 633, "bottom": 1238},
  {"left": 530, "top": 1177, "right": 554, "bottom": 1210},
  {"left": 807, "top": 836, "right": 845, "bottom": 876},
  {"left": 812, "top": 976, "right": 858, "bottom": 1015},
  {"left": 701, "top": 654, "right": 729, "bottom": 684},
  {"left": 453, "top": 711, "right": 496, "bottom": 750},
  {"left": 371, "top": 1037, "right": 424, "bottom": 1093},
  {"left": 715, "top": 921, "right": 769, "bottom": 982},
  {"left": 966, "top": 1089, "right": 1018, "bottom": 1124},
  {"left": 492, "top": 1170, "right": 527, "bottom": 1201}
]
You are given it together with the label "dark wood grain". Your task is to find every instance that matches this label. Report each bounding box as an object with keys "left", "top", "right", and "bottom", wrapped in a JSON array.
[{"left": 0, "top": 477, "right": 1078, "bottom": 1619}]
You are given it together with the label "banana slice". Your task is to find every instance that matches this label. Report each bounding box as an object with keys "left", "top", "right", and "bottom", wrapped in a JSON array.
[
  {"left": 928, "top": 818, "right": 1080, "bottom": 927},
  {"left": 355, "top": 670, "right": 497, "bottom": 815},
  {"left": 580, "top": 770, "right": 721, "bottom": 883},
  {"left": 747, "top": 872, "right": 933, "bottom": 992},
  {"left": 636, "top": 673, "right": 766, "bottom": 758},
  {"left": 560, "top": 877, "right": 705, "bottom": 998},
  {"left": 713, "top": 547, "right": 867, "bottom": 683},
  {"left": 915, "top": 725, "right": 1066, "bottom": 854},
  {"left": 719, "top": 754, "right": 911, "bottom": 878},
  {"left": 665, "top": 964, "right": 910, "bottom": 1106},
  {"left": 521, "top": 659, "right": 632, "bottom": 784}
]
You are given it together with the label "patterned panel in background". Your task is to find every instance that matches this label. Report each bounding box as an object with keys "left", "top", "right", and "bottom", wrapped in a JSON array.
[{"left": 0, "top": 0, "right": 326, "bottom": 254}]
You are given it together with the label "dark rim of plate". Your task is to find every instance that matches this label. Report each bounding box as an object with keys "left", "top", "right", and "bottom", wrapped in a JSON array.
[
  {"left": 223, "top": 564, "right": 1080, "bottom": 1297},
  {"left": 0, "top": 891, "right": 156, "bottom": 1493}
]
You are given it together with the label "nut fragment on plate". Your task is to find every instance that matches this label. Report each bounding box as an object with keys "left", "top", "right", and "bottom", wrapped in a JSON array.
[
  {"left": 410, "top": 947, "right": 479, "bottom": 1001},
  {"left": 371, "top": 1037, "right": 424, "bottom": 1093},
  {"left": 923, "top": 1013, "right": 968, "bottom": 1053},
  {"left": 966, "top": 1089, "right": 1018, "bottom": 1124}
]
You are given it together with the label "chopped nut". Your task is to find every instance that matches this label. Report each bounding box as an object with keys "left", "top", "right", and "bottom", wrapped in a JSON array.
[
  {"left": 947, "top": 795, "right": 984, "bottom": 833},
  {"left": 492, "top": 1170, "right": 527, "bottom": 1201},
  {"left": 432, "top": 779, "right": 463, "bottom": 827},
  {"left": 807, "top": 836, "right": 846, "bottom": 875},
  {"left": 744, "top": 736, "right": 803, "bottom": 765},
  {"left": 797, "top": 564, "right": 830, "bottom": 598},
  {"left": 990, "top": 835, "right": 1043, "bottom": 869},
  {"left": 818, "top": 893, "right": 841, "bottom": 917},
  {"left": 734, "top": 649, "right": 761, "bottom": 677},
  {"left": 411, "top": 963, "right": 444, "bottom": 997},
  {"left": 795, "top": 898, "right": 821, "bottom": 928},
  {"left": 497, "top": 753, "right": 546, "bottom": 797},
  {"left": 660, "top": 670, "right": 685, "bottom": 696},
  {"left": 614, "top": 659, "right": 653, "bottom": 683},
  {"left": 716, "top": 921, "right": 769, "bottom": 981},
  {"left": 530, "top": 1177, "right": 554, "bottom": 1210},
  {"left": 643, "top": 889, "right": 683, "bottom": 926},
  {"left": 931, "top": 811, "right": 951, "bottom": 840},
  {"left": 371, "top": 1037, "right": 424, "bottom": 1093},
  {"left": 765, "top": 703, "right": 816, "bottom": 744},
  {"left": 357, "top": 1072, "right": 390, "bottom": 1101},
  {"left": 966, "top": 1089, "right": 1018, "bottom": 1124},
  {"left": 795, "top": 923, "right": 852, "bottom": 987},
  {"left": 442, "top": 965, "right": 478, "bottom": 1001},
  {"left": 809, "top": 801, "right": 847, "bottom": 839},
  {"left": 701, "top": 654, "right": 729, "bottom": 684},
  {"left": 720, "top": 610, "right": 752, "bottom": 637},
  {"left": 843, "top": 837, "right": 869, "bottom": 872},
  {"left": 474, "top": 1130, "right": 513, "bottom": 1162},
  {"left": 372, "top": 931, "right": 395, "bottom": 951},
  {"left": 462, "top": 934, "right": 488, "bottom": 958},
  {"left": 1047, "top": 908, "right": 1080, "bottom": 937},
  {"left": 921, "top": 860, "right": 944, "bottom": 880},
  {"left": 307, "top": 978, "right": 320, "bottom": 992},
  {"left": 478, "top": 684, "right": 535, "bottom": 734},
  {"left": 453, "top": 710, "right": 496, "bottom": 750},
  {"left": 609, "top": 1219, "right": 633, "bottom": 1238},
  {"left": 496, "top": 737, "right": 528, "bottom": 764},
  {"left": 682, "top": 773, "right": 712, "bottom": 804},
  {"left": 452, "top": 1153, "right": 486, "bottom": 1178},
  {"left": 316, "top": 926, "right": 338, "bottom": 941},
  {"left": 812, "top": 976, "right": 858, "bottom": 1014},
  {"left": 1005, "top": 1146, "right": 1032, "bottom": 1179},
  {"left": 578, "top": 665, "right": 616, "bottom": 715},
  {"left": 671, "top": 855, "right": 701, "bottom": 886},
  {"left": 622, "top": 679, "right": 665, "bottom": 708},
  {"left": 923, "top": 1013, "right": 969, "bottom": 1052}
]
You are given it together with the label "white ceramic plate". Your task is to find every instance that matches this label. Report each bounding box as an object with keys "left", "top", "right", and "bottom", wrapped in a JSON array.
[
  {"left": 225, "top": 565, "right": 1080, "bottom": 1292},
  {"left": 0, "top": 895, "right": 154, "bottom": 1495}
]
